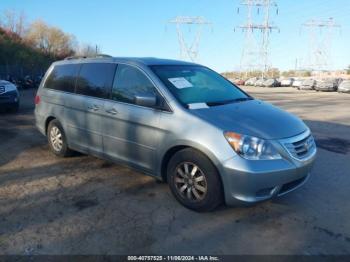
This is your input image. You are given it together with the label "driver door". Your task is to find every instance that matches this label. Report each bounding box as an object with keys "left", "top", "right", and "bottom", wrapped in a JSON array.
[{"left": 102, "top": 64, "right": 164, "bottom": 172}]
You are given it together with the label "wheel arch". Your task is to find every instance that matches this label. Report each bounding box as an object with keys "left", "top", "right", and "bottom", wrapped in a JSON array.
[
  {"left": 45, "top": 116, "right": 56, "bottom": 135},
  {"left": 160, "top": 142, "right": 222, "bottom": 184}
]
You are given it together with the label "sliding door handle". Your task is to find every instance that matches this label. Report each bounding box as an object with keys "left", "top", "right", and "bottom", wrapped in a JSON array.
[
  {"left": 106, "top": 108, "right": 118, "bottom": 115},
  {"left": 87, "top": 104, "right": 100, "bottom": 111}
]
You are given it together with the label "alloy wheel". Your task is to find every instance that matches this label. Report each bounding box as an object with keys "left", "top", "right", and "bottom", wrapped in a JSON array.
[
  {"left": 50, "top": 126, "right": 63, "bottom": 152},
  {"left": 174, "top": 162, "right": 207, "bottom": 202}
]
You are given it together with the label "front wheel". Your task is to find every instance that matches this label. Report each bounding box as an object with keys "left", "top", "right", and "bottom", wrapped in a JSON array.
[{"left": 167, "top": 148, "right": 223, "bottom": 212}]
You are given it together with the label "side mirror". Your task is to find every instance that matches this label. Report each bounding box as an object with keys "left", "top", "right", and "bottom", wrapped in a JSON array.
[{"left": 134, "top": 94, "right": 157, "bottom": 107}]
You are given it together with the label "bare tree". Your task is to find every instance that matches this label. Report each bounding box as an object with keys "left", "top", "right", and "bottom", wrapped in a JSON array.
[
  {"left": 15, "top": 11, "right": 26, "bottom": 37},
  {"left": 0, "top": 10, "right": 26, "bottom": 37},
  {"left": 25, "top": 20, "right": 75, "bottom": 57},
  {"left": 75, "top": 43, "right": 101, "bottom": 57}
]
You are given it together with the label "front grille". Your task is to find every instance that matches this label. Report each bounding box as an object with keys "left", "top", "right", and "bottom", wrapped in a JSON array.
[
  {"left": 284, "top": 133, "right": 316, "bottom": 160},
  {"left": 0, "top": 86, "right": 5, "bottom": 94}
]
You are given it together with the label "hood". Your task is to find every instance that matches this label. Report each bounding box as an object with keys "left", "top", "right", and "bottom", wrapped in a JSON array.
[{"left": 191, "top": 100, "right": 307, "bottom": 140}]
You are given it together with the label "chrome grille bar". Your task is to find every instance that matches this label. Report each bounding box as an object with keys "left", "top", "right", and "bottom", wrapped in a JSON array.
[{"left": 281, "top": 130, "right": 317, "bottom": 161}]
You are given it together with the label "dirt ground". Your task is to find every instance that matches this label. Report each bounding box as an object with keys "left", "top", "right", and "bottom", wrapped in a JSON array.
[{"left": 0, "top": 87, "right": 349, "bottom": 255}]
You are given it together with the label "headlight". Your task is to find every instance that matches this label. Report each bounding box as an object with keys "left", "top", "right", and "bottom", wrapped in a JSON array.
[{"left": 224, "top": 131, "right": 282, "bottom": 160}]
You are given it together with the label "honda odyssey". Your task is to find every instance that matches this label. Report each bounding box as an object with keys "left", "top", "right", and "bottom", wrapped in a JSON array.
[{"left": 35, "top": 57, "right": 317, "bottom": 211}]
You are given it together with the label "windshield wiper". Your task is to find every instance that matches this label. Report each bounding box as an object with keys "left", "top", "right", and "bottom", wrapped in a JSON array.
[
  {"left": 206, "top": 97, "right": 253, "bottom": 107},
  {"left": 232, "top": 97, "right": 253, "bottom": 103}
]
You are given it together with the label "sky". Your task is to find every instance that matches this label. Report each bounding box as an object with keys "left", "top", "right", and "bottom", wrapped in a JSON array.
[{"left": 1, "top": 0, "right": 349, "bottom": 72}]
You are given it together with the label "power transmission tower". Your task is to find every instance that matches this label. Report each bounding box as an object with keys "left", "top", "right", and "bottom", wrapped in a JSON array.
[
  {"left": 169, "top": 16, "right": 211, "bottom": 62},
  {"left": 236, "top": 0, "right": 279, "bottom": 78},
  {"left": 302, "top": 17, "right": 341, "bottom": 71}
]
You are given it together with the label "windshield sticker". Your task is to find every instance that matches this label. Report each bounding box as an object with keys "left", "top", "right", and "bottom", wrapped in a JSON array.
[
  {"left": 188, "top": 103, "right": 209, "bottom": 110},
  {"left": 168, "top": 77, "right": 193, "bottom": 89}
]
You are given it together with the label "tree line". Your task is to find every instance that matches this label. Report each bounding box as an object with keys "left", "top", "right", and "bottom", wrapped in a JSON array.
[{"left": 0, "top": 10, "right": 101, "bottom": 79}]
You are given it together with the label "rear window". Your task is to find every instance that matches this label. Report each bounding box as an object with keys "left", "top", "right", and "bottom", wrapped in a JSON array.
[
  {"left": 75, "top": 63, "right": 116, "bottom": 99},
  {"left": 44, "top": 64, "right": 79, "bottom": 93}
]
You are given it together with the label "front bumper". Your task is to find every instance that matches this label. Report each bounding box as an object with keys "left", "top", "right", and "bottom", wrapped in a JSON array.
[
  {"left": 338, "top": 88, "right": 350, "bottom": 93},
  {"left": 299, "top": 86, "right": 314, "bottom": 90},
  {"left": 316, "top": 87, "right": 336, "bottom": 92},
  {"left": 220, "top": 132, "right": 317, "bottom": 206},
  {"left": 0, "top": 92, "right": 19, "bottom": 107}
]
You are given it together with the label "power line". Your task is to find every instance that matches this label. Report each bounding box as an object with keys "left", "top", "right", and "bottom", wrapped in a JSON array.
[
  {"left": 301, "top": 17, "right": 341, "bottom": 71},
  {"left": 236, "top": 0, "right": 279, "bottom": 77},
  {"left": 168, "top": 16, "right": 212, "bottom": 62}
]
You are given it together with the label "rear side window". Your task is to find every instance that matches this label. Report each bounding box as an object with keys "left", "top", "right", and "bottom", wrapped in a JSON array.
[
  {"left": 44, "top": 64, "right": 79, "bottom": 93},
  {"left": 75, "top": 63, "right": 116, "bottom": 99},
  {"left": 111, "top": 64, "right": 159, "bottom": 106}
]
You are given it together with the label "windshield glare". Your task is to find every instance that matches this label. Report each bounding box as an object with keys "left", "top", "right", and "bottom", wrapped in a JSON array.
[{"left": 151, "top": 65, "right": 249, "bottom": 106}]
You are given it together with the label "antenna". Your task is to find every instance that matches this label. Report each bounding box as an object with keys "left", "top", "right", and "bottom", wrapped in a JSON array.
[
  {"left": 236, "top": 0, "right": 279, "bottom": 78},
  {"left": 169, "top": 16, "right": 212, "bottom": 62},
  {"left": 301, "top": 17, "right": 341, "bottom": 71}
]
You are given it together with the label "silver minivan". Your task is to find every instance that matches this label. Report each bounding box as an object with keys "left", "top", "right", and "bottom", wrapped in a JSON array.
[{"left": 35, "top": 57, "right": 317, "bottom": 211}]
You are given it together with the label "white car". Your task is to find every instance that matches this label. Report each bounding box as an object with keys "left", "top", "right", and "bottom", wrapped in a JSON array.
[
  {"left": 337, "top": 80, "right": 350, "bottom": 93},
  {"left": 292, "top": 79, "right": 303, "bottom": 88},
  {"left": 280, "top": 78, "right": 294, "bottom": 87}
]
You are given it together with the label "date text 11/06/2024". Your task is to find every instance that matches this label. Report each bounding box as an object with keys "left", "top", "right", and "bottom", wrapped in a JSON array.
[{"left": 127, "top": 256, "right": 220, "bottom": 261}]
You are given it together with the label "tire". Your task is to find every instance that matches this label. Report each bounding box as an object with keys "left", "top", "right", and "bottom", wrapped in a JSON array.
[
  {"left": 47, "top": 119, "right": 73, "bottom": 157},
  {"left": 167, "top": 148, "right": 223, "bottom": 212}
]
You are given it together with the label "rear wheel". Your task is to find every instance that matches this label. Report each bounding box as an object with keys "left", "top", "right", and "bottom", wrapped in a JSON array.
[
  {"left": 47, "top": 119, "right": 73, "bottom": 157},
  {"left": 167, "top": 148, "right": 223, "bottom": 212}
]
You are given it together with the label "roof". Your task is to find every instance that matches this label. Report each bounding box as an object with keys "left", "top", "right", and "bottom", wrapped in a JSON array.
[{"left": 55, "top": 56, "right": 199, "bottom": 67}]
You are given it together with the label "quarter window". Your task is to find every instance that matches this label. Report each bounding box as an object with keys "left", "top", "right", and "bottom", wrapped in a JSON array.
[
  {"left": 111, "top": 64, "right": 159, "bottom": 107},
  {"left": 45, "top": 64, "right": 79, "bottom": 93},
  {"left": 75, "top": 63, "right": 116, "bottom": 99}
]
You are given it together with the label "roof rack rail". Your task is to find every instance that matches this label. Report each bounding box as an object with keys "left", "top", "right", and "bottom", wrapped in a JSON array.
[{"left": 64, "top": 54, "right": 112, "bottom": 60}]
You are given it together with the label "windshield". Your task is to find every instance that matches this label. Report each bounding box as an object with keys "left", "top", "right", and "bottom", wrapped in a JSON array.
[{"left": 151, "top": 65, "right": 250, "bottom": 106}]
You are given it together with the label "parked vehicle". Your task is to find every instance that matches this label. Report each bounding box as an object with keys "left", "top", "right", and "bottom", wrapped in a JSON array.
[
  {"left": 35, "top": 57, "right": 317, "bottom": 212},
  {"left": 0, "top": 80, "right": 20, "bottom": 112},
  {"left": 338, "top": 80, "right": 350, "bottom": 93},
  {"left": 263, "top": 78, "right": 280, "bottom": 88},
  {"left": 234, "top": 79, "right": 245, "bottom": 86},
  {"left": 254, "top": 78, "right": 266, "bottom": 87},
  {"left": 14, "top": 75, "right": 37, "bottom": 90},
  {"left": 335, "top": 78, "right": 343, "bottom": 86},
  {"left": 280, "top": 78, "right": 294, "bottom": 87},
  {"left": 299, "top": 79, "right": 316, "bottom": 90},
  {"left": 245, "top": 77, "right": 258, "bottom": 86},
  {"left": 34, "top": 75, "right": 43, "bottom": 88},
  {"left": 292, "top": 79, "right": 303, "bottom": 88},
  {"left": 315, "top": 79, "right": 338, "bottom": 92}
]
